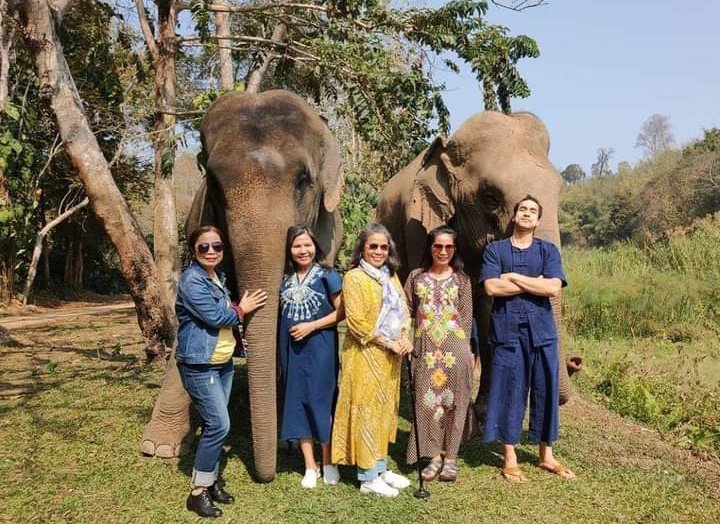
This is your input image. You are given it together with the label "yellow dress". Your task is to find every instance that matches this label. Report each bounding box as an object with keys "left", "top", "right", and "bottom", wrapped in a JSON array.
[{"left": 331, "top": 267, "right": 409, "bottom": 470}]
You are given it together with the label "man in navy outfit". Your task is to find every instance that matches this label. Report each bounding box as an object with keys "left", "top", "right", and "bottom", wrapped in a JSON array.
[{"left": 479, "top": 195, "right": 576, "bottom": 483}]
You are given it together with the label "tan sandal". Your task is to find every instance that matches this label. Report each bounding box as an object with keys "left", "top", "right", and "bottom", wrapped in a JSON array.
[
  {"left": 538, "top": 462, "right": 576, "bottom": 480},
  {"left": 421, "top": 457, "right": 443, "bottom": 481},
  {"left": 501, "top": 466, "right": 527, "bottom": 484},
  {"left": 438, "top": 460, "right": 458, "bottom": 482}
]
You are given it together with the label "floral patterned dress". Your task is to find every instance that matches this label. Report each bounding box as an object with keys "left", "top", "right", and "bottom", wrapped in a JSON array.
[{"left": 405, "top": 269, "right": 473, "bottom": 463}]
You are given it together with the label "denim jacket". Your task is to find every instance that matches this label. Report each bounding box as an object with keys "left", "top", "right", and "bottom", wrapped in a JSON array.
[{"left": 175, "top": 262, "right": 241, "bottom": 364}]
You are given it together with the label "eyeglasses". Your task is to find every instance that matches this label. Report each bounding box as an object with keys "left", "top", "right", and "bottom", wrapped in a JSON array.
[
  {"left": 432, "top": 243, "right": 456, "bottom": 252},
  {"left": 366, "top": 243, "right": 389, "bottom": 252},
  {"left": 197, "top": 242, "right": 224, "bottom": 254}
]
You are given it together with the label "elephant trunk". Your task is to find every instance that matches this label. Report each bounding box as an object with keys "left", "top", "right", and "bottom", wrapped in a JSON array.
[{"left": 225, "top": 204, "right": 293, "bottom": 483}]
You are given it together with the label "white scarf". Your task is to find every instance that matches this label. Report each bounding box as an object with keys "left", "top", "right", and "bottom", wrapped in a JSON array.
[{"left": 359, "top": 259, "right": 407, "bottom": 341}]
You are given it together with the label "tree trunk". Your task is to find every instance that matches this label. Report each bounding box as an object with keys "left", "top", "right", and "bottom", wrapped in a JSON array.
[
  {"left": 0, "top": 0, "right": 11, "bottom": 106},
  {"left": 215, "top": 0, "right": 233, "bottom": 89},
  {"left": 151, "top": 0, "right": 180, "bottom": 325},
  {"left": 17, "top": 0, "right": 174, "bottom": 361},
  {"left": 245, "top": 22, "right": 286, "bottom": 94},
  {"left": 63, "top": 228, "right": 83, "bottom": 288},
  {"left": 22, "top": 196, "right": 88, "bottom": 304}
]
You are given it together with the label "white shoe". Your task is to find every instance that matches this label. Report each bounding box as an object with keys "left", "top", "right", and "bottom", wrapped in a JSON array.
[
  {"left": 359, "top": 477, "right": 399, "bottom": 497},
  {"left": 301, "top": 468, "right": 320, "bottom": 489},
  {"left": 323, "top": 464, "right": 340, "bottom": 485},
  {"left": 381, "top": 470, "right": 411, "bottom": 490}
]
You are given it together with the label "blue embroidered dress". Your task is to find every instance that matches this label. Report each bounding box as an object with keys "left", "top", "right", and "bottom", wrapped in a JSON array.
[{"left": 279, "top": 264, "right": 342, "bottom": 443}]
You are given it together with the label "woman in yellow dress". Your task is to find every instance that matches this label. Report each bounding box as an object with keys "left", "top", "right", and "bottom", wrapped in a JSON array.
[{"left": 331, "top": 223, "right": 413, "bottom": 497}]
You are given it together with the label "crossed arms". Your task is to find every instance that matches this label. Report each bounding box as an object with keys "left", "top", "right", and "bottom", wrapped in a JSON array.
[{"left": 484, "top": 272, "right": 562, "bottom": 298}]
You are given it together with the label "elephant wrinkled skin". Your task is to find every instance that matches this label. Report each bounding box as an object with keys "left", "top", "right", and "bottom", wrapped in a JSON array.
[
  {"left": 141, "top": 90, "right": 343, "bottom": 482},
  {"left": 376, "top": 110, "right": 580, "bottom": 410}
]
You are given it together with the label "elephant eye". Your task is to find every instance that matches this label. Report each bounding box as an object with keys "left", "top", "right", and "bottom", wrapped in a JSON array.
[{"left": 295, "top": 167, "right": 313, "bottom": 191}]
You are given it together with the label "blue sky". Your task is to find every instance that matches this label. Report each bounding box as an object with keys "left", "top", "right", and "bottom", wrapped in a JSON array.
[{"left": 429, "top": 0, "right": 720, "bottom": 174}]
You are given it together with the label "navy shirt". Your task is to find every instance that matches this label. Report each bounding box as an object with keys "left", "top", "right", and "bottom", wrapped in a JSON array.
[{"left": 479, "top": 238, "right": 567, "bottom": 346}]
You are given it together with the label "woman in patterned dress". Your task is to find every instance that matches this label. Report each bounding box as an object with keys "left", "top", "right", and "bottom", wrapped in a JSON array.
[
  {"left": 331, "top": 223, "right": 414, "bottom": 497},
  {"left": 278, "top": 226, "right": 344, "bottom": 488},
  {"left": 405, "top": 226, "right": 473, "bottom": 482}
]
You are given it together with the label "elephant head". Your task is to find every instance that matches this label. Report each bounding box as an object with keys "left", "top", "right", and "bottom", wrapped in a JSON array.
[
  {"left": 377, "top": 110, "right": 579, "bottom": 406},
  {"left": 187, "top": 90, "right": 343, "bottom": 482}
]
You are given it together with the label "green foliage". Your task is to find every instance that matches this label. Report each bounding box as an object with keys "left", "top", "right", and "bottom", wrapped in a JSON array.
[
  {"left": 595, "top": 362, "right": 660, "bottom": 423},
  {"left": 560, "top": 163, "right": 586, "bottom": 185},
  {"left": 1, "top": 0, "right": 152, "bottom": 300},
  {"left": 561, "top": 129, "right": 720, "bottom": 248},
  {"left": 563, "top": 218, "right": 720, "bottom": 341},
  {"left": 571, "top": 336, "right": 720, "bottom": 456}
]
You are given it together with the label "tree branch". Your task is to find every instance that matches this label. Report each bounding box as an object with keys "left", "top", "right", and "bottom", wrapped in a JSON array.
[
  {"left": 491, "top": 1, "right": 548, "bottom": 11},
  {"left": 22, "top": 196, "right": 89, "bottom": 305},
  {"left": 135, "top": 0, "right": 159, "bottom": 61},
  {"left": 246, "top": 21, "right": 287, "bottom": 94}
]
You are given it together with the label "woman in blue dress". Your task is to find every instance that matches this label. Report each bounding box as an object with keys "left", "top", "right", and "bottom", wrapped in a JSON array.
[{"left": 279, "top": 225, "right": 344, "bottom": 488}]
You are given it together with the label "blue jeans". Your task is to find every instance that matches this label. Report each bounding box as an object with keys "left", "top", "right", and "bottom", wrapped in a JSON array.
[
  {"left": 178, "top": 360, "right": 234, "bottom": 487},
  {"left": 357, "top": 459, "right": 387, "bottom": 481}
]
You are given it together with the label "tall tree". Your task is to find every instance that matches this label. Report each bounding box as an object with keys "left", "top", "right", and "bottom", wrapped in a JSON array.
[
  {"left": 561, "top": 163, "right": 586, "bottom": 185},
  {"left": 636, "top": 114, "right": 675, "bottom": 159},
  {"left": 591, "top": 147, "right": 614, "bottom": 177},
  {"left": 135, "top": 0, "right": 180, "bottom": 321},
  {"left": 15, "top": 0, "right": 174, "bottom": 359}
]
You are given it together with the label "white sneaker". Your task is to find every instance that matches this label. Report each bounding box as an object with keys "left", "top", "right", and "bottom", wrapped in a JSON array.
[
  {"left": 323, "top": 464, "right": 340, "bottom": 485},
  {"left": 301, "top": 468, "right": 320, "bottom": 489},
  {"left": 359, "top": 477, "right": 399, "bottom": 497},
  {"left": 381, "top": 470, "right": 411, "bottom": 489}
]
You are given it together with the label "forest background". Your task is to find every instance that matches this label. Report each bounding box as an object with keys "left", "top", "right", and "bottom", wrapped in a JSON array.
[{"left": 1, "top": 2, "right": 720, "bottom": 521}]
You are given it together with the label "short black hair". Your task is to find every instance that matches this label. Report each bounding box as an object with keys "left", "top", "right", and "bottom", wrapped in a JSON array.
[
  {"left": 188, "top": 225, "right": 225, "bottom": 255},
  {"left": 513, "top": 194, "right": 543, "bottom": 219}
]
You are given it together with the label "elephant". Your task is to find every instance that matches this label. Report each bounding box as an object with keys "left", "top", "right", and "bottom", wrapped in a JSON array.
[
  {"left": 376, "top": 110, "right": 581, "bottom": 411},
  {"left": 140, "top": 89, "right": 343, "bottom": 483}
]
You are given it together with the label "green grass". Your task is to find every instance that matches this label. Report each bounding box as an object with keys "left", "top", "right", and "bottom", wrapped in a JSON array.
[
  {"left": 563, "top": 217, "right": 720, "bottom": 341},
  {"left": 1, "top": 315, "right": 720, "bottom": 523},
  {"left": 561, "top": 217, "right": 720, "bottom": 456}
]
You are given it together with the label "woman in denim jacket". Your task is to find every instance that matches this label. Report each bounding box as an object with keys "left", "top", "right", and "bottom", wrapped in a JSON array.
[{"left": 176, "top": 225, "right": 267, "bottom": 518}]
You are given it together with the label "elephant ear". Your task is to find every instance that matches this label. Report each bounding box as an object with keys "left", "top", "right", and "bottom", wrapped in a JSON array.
[
  {"left": 409, "top": 136, "right": 456, "bottom": 230},
  {"left": 319, "top": 131, "right": 343, "bottom": 212}
]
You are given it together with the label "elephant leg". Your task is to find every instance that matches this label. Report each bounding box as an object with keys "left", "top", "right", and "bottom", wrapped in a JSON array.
[
  {"left": 473, "top": 294, "right": 493, "bottom": 417},
  {"left": 140, "top": 351, "right": 196, "bottom": 458}
]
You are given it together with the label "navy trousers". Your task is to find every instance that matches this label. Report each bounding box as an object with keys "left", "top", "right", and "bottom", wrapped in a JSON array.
[{"left": 483, "top": 323, "right": 559, "bottom": 445}]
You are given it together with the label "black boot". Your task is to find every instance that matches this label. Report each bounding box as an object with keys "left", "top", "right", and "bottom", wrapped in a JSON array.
[
  {"left": 208, "top": 482, "right": 235, "bottom": 504},
  {"left": 186, "top": 488, "right": 222, "bottom": 518}
]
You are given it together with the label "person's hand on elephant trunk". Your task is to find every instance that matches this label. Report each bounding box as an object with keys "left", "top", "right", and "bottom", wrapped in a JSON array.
[
  {"left": 237, "top": 289, "right": 268, "bottom": 316},
  {"left": 566, "top": 355, "right": 583, "bottom": 376}
]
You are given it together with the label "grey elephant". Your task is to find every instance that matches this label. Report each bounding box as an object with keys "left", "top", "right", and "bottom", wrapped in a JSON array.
[
  {"left": 141, "top": 90, "right": 343, "bottom": 483},
  {"left": 376, "top": 110, "right": 580, "bottom": 410}
]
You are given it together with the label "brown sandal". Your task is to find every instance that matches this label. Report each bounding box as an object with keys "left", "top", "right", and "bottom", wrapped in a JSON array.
[
  {"left": 421, "top": 457, "right": 443, "bottom": 481},
  {"left": 501, "top": 466, "right": 527, "bottom": 484},
  {"left": 538, "top": 462, "right": 576, "bottom": 480}
]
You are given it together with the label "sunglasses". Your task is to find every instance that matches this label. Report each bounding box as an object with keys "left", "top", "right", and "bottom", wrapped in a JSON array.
[
  {"left": 366, "top": 243, "right": 390, "bottom": 252},
  {"left": 432, "top": 243, "right": 456, "bottom": 251},
  {"left": 196, "top": 242, "right": 224, "bottom": 254}
]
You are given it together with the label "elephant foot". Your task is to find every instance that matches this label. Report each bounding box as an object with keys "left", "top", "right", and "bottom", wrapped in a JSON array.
[
  {"left": 566, "top": 355, "right": 583, "bottom": 376},
  {"left": 140, "top": 415, "right": 196, "bottom": 458},
  {"left": 140, "top": 437, "right": 192, "bottom": 458}
]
